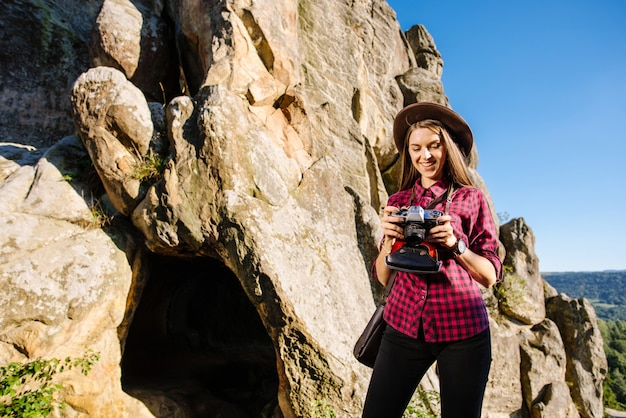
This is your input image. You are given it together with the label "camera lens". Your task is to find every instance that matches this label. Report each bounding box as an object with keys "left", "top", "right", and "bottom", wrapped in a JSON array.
[{"left": 404, "top": 222, "right": 426, "bottom": 245}]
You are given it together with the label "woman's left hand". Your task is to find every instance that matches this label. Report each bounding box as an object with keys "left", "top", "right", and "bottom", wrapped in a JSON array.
[{"left": 426, "top": 214, "right": 457, "bottom": 249}]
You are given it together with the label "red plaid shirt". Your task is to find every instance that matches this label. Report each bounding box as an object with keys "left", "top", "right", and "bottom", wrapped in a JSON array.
[{"left": 378, "top": 179, "right": 502, "bottom": 342}]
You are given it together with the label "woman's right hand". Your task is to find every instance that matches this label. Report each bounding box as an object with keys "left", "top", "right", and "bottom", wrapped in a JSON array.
[
  {"left": 381, "top": 206, "right": 405, "bottom": 241},
  {"left": 376, "top": 206, "right": 404, "bottom": 285}
]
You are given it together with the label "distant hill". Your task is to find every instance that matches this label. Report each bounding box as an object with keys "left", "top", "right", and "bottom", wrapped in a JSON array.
[{"left": 543, "top": 271, "right": 626, "bottom": 321}]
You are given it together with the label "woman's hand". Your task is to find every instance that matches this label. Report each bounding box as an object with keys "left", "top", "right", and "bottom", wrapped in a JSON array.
[
  {"left": 427, "top": 214, "right": 498, "bottom": 288},
  {"left": 375, "top": 206, "right": 405, "bottom": 286},
  {"left": 425, "top": 214, "right": 457, "bottom": 249},
  {"left": 381, "top": 206, "right": 405, "bottom": 241}
]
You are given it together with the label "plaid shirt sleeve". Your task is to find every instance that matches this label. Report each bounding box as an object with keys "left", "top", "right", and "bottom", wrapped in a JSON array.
[
  {"left": 451, "top": 187, "right": 502, "bottom": 280},
  {"left": 380, "top": 183, "right": 502, "bottom": 342}
]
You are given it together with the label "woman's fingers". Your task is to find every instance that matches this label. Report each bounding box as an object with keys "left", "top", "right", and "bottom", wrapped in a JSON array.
[
  {"left": 381, "top": 206, "right": 403, "bottom": 238},
  {"left": 382, "top": 221, "right": 403, "bottom": 239},
  {"left": 427, "top": 215, "right": 455, "bottom": 245}
]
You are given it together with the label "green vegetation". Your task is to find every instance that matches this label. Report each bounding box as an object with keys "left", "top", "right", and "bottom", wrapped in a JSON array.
[
  {"left": 404, "top": 389, "right": 440, "bottom": 418},
  {"left": 0, "top": 351, "right": 100, "bottom": 417},
  {"left": 599, "top": 320, "right": 626, "bottom": 411},
  {"left": 88, "top": 198, "right": 114, "bottom": 229},
  {"left": 543, "top": 271, "right": 626, "bottom": 321},
  {"left": 544, "top": 270, "right": 626, "bottom": 413},
  {"left": 132, "top": 153, "right": 166, "bottom": 183},
  {"left": 493, "top": 265, "right": 525, "bottom": 311},
  {"left": 310, "top": 400, "right": 335, "bottom": 417},
  {"left": 61, "top": 155, "right": 95, "bottom": 184}
]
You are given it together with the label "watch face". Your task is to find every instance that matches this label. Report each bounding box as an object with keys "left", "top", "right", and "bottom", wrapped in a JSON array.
[{"left": 457, "top": 239, "right": 466, "bottom": 254}]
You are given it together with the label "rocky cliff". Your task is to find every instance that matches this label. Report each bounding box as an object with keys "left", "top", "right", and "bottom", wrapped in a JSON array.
[{"left": 0, "top": 0, "right": 607, "bottom": 417}]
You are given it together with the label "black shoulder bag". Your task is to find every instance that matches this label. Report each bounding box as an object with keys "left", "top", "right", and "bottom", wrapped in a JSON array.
[{"left": 352, "top": 271, "right": 397, "bottom": 367}]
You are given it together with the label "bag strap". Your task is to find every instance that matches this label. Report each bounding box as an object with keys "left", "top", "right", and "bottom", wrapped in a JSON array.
[{"left": 381, "top": 271, "right": 398, "bottom": 305}]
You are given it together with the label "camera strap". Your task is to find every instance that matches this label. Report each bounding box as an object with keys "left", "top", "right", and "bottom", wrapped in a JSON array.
[
  {"left": 411, "top": 183, "right": 456, "bottom": 214},
  {"left": 443, "top": 184, "right": 455, "bottom": 215}
]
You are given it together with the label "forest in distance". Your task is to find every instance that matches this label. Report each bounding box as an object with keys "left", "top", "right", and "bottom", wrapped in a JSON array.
[
  {"left": 542, "top": 270, "right": 626, "bottom": 322},
  {"left": 542, "top": 270, "right": 626, "bottom": 411}
]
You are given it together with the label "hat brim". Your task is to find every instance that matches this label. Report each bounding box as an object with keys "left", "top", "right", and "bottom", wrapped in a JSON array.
[{"left": 393, "top": 102, "right": 473, "bottom": 156}]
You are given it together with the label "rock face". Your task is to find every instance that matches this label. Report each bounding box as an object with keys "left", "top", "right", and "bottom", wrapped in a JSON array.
[
  {"left": 0, "top": 0, "right": 102, "bottom": 148},
  {"left": 0, "top": 1, "right": 607, "bottom": 417},
  {"left": 546, "top": 295, "right": 607, "bottom": 418},
  {"left": 0, "top": 137, "right": 153, "bottom": 416},
  {"left": 499, "top": 218, "right": 546, "bottom": 325}
]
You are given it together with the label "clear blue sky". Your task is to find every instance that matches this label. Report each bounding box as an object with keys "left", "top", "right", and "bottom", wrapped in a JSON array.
[{"left": 386, "top": 0, "right": 626, "bottom": 272}]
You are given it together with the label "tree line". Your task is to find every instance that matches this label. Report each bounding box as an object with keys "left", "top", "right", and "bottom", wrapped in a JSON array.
[
  {"left": 543, "top": 271, "right": 626, "bottom": 321},
  {"left": 599, "top": 320, "right": 626, "bottom": 410}
]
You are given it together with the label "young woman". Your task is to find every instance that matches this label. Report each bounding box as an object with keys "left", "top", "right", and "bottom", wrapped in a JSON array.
[{"left": 362, "top": 102, "right": 502, "bottom": 418}]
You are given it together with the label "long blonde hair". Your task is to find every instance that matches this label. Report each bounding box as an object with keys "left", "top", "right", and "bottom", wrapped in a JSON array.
[{"left": 398, "top": 119, "right": 474, "bottom": 191}]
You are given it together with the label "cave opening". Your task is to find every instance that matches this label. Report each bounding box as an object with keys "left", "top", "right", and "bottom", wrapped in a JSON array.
[{"left": 121, "top": 255, "right": 280, "bottom": 417}]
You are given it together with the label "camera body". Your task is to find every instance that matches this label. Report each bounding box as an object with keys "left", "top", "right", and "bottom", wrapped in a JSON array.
[{"left": 392, "top": 206, "right": 444, "bottom": 246}]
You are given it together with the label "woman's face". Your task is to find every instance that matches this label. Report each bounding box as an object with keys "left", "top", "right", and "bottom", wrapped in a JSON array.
[{"left": 407, "top": 126, "right": 447, "bottom": 188}]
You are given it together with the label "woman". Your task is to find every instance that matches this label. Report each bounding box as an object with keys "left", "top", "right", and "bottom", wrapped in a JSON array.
[{"left": 362, "top": 102, "right": 502, "bottom": 418}]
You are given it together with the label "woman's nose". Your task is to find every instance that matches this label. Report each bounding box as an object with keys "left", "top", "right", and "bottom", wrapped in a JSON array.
[{"left": 423, "top": 148, "right": 432, "bottom": 159}]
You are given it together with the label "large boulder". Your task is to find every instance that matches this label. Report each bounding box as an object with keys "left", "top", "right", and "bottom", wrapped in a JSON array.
[
  {"left": 547, "top": 294, "right": 608, "bottom": 418},
  {"left": 89, "top": 0, "right": 179, "bottom": 101},
  {"left": 520, "top": 320, "right": 578, "bottom": 417},
  {"left": 0, "top": 136, "right": 152, "bottom": 416},
  {"left": 498, "top": 218, "right": 546, "bottom": 325}
]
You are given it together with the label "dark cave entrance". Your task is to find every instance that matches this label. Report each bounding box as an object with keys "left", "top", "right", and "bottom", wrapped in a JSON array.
[{"left": 121, "top": 255, "right": 279, "bottom": 417}]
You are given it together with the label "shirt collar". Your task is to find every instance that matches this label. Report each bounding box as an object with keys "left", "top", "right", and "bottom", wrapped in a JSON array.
[{"left": 412, "top": 178, "right": 450, "bottom": 201}]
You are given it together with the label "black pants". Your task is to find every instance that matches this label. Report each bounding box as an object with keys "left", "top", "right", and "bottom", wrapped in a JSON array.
[{"left": 362, "top": 325, "right": 491, "bottom": 418}]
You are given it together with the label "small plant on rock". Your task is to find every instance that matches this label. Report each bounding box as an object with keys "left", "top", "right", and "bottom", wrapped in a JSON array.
[
  {"left": 132, "top": 153, "right": 165, "bottom": 183},
  {"left": 403, "top": 389, "right": 440, "bottom": 418},
  {"left": 0, "top": 351, "right": 100, "bottom": 417},
  {"left": 310, "top": 399, "right": 336, "bottom": 417}
]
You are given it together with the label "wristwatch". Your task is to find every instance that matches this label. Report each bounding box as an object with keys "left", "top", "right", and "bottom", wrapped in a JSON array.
[{"left": 451, "top": 238, "right": 467, "bottom": 256}]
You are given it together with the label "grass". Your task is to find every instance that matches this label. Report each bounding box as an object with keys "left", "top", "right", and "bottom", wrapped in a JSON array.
[
  {"left": 132, "top": 153, "right": 165, "bottom": 182},
  {"left": 89, "top": 199, "right": 114, "bottom": 229}
]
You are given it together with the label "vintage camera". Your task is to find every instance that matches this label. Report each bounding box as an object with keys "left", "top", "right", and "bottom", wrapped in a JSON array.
[
  {"left": 385, "top": 206, "right": 444, "bottom": 274},
  {"left": 392, "top": 207, "right": 444, "bottom": 246}
]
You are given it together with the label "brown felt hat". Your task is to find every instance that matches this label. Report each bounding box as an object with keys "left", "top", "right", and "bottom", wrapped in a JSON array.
[{"left": 393, "top": 102, "right": 473, "bottom": 156}]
